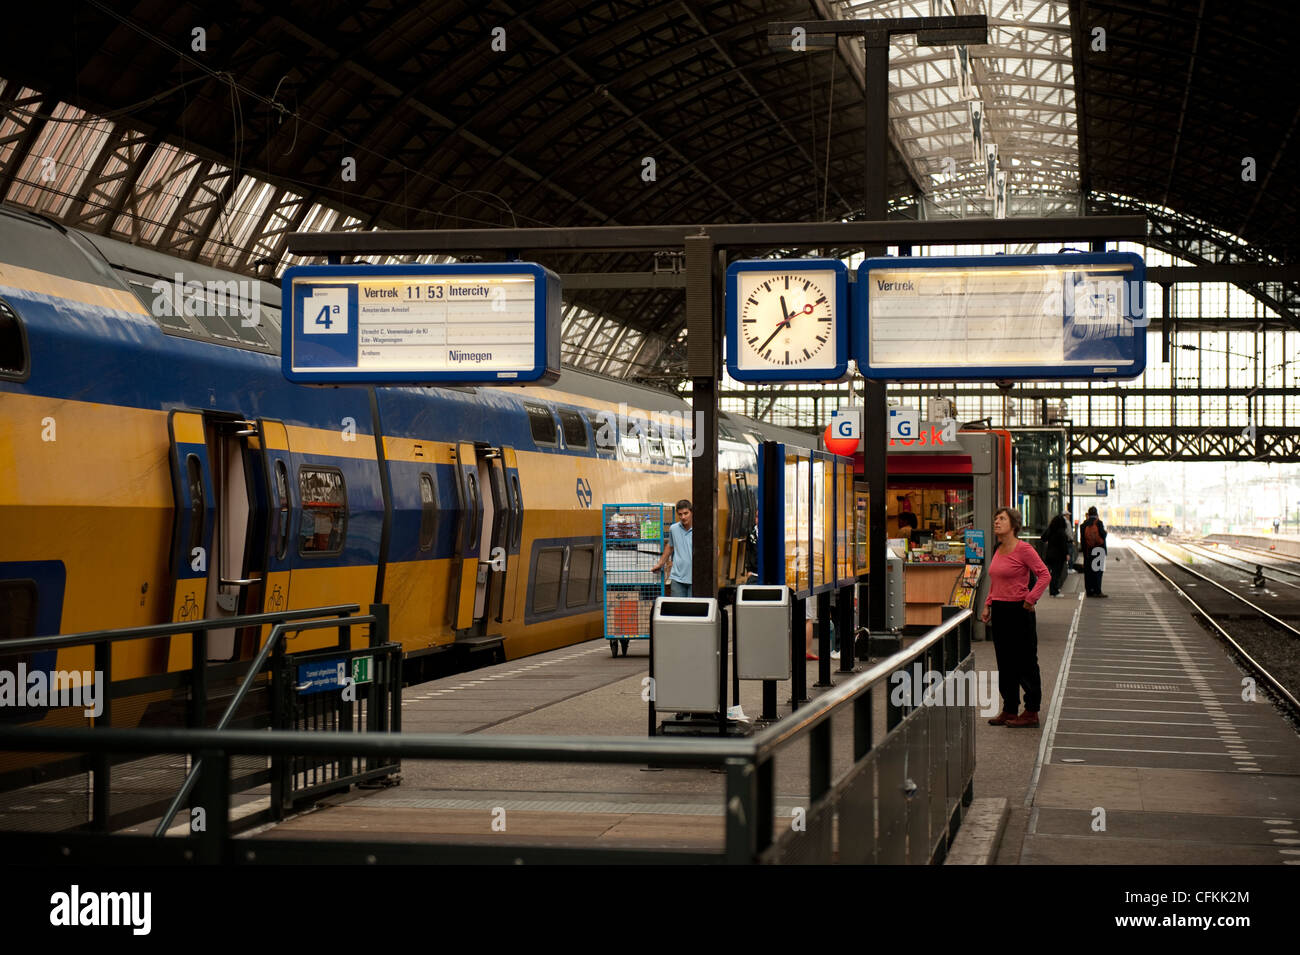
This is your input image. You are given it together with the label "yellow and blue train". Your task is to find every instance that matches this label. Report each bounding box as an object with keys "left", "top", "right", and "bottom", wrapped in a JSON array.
[{"left": 0, "top": 204, "right": 809, "bottom": 725}]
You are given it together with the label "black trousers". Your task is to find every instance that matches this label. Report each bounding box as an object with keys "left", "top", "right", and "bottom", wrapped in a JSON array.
[
  {"left": 1083, "top": 546, "right": 1106, "bottom": 595},
  {"left": 991, "top": 600, "right": 1042, "bottom": 713},
  {"left": 1046, "top": 552, "right": 1068, "bottom": 595}
]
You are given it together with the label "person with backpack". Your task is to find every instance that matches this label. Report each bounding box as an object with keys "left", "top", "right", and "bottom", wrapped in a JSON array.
[
  {"left": 1081, "top": 506, "right": 1108, "bottom": 597},
  {"left": 1040, "top": 513, "right": 1072, "bottom": 597}
]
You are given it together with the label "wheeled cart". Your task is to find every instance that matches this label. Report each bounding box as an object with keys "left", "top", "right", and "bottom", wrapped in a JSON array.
[{"left": 602, "top": 503, "right": 669, "bottom": 657}]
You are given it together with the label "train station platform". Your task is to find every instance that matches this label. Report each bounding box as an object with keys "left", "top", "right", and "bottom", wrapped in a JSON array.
[{"left": 259, "top": 544, "right": 1300, "bottom": 864}]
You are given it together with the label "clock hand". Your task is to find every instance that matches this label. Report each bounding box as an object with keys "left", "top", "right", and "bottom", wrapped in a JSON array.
[{"left": 758, "top": 318, "right": 790, "bottom": 354}]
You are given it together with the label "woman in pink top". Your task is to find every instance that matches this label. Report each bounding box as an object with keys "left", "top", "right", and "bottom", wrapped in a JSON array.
[{"left": 981, "top": 507, "right": 1050, "bottom": 728}]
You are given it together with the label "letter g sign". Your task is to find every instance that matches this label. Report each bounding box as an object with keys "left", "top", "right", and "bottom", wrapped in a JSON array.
[{"left": 831, "top": 408, "right": 861, "bottom": 441}]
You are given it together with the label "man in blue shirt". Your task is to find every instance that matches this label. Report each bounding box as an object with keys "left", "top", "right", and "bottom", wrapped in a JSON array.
[{"left": 652, "top": 499, "right": 694, "bottom": 596}]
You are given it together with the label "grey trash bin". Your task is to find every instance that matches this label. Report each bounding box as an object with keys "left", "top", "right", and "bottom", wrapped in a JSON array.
[
  {"left": 652, "top": 597, "right": 720, "bottom": 713},
  {"left": 734, "top": 585, "right": 791, "bottom": 680}
]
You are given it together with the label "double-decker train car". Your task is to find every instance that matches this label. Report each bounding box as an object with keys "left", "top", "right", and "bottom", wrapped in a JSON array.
[
  {"left": 1102, "top": 504, "right": 1173, "bottom": 535},
  {"left": 0, "top": 205, "right": 813, "bottom": 730}
]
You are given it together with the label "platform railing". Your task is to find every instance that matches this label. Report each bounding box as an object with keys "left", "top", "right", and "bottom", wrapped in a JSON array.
[
  {"left": 0, "top": 610, "right": 973, "bottom": 863},
  {"left": 0, "top": 604, "right": 395, "bottom": 833}
]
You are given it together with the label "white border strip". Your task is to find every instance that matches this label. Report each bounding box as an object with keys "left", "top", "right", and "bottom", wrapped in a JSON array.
[{"left": 1025, "top": 589, "right": 1085, "bottom": 810}]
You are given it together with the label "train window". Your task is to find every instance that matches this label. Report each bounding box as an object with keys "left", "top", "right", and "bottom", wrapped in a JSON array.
[
  {"left": 585, "top": 410, "right": 616, "bottom": 456},
  {"left": 646, "top": 434, "right": 665, "bottom": 462},
  {"left": 0, "top": 580, "right": 38, "bottom": 640},
  {"left": 567, "top": 547, "right": 594, "bottom": 608},
  {"left": 558, "top": 409, "right": 588, "bottom": 449},
  {"left": 509, "top": 474, "right": 523, "bottom": 551},
  {"left": 525, "top": 403, "right": 558, "bottom": 446},
  {"left": 131, "top": 280, "right": 193, "bottom": 334},
  {"left": 274, "top": 460, "right": 290, "bottom": 560},
  {"left": 298, "top": 467, "right": 347, "bottom": 556},
  {"left": 186, "top": 454, "right": 205, "bottom": 551},
  {"left": 419, "top": 472, "right": 437, "bottom": 552},
  {"left": 533, "top": 547, "right": 563, "bottom": 613},
  {"left": 620, "top": 431, "right": 642, "bottom": 458},
  {"left": 466, "top": 473, "right": 481, "bottom": 550},
  {"left": 666, "top": 437, "right": 686, "bottom": 462},
  {"left": 0, "top": 298, "right": 29, "bottom": 380}
]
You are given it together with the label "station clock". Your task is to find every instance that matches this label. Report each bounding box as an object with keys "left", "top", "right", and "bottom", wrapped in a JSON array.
[{"left": 725, "top": 259, "right": 849, "bottom": 382}]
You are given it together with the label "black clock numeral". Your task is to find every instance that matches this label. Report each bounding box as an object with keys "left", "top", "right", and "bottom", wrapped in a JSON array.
[
  {"left": 764, "top": 349, "right": 772, "bottom": 361},
  {"left": 816, "top": 335, "right": 826, "bottom": 343},
  {"left": 747, "top": 296, "right": 757, "bottom": 305},
  {"left": 748, "top": 336, "right": 759, "bottom": 345},
  {"left": 784, "top": 276, "right": 789, "bottom": 289},
  {"left": 818, "top": 316, "right": 832, "bottom": 322},
  {"left": 803, "top": 280, "right": 810, "bottom": 291},
  {"left": 785, "top": 350, "right": 790, "bottom": 365},
  {"left": 803, "top": 348, "right": 811, "bottom": 359},
  {"left": 815, "top": 296, "right": 826, "bottom": 304},
  {"left": 742, "top": 317, "right": 755, "bottom": 323}
]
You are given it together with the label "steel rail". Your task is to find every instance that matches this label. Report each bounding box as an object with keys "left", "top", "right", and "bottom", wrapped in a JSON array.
[
  {"left": 1138, "top": 540, "right": 1300, "bottom": 638},
  {"left": 1171, "top": 541, "right": 1300, "bottom": 590},
  {"left": 1126, "top": 540, "right": 1300, "bottom": 720}
]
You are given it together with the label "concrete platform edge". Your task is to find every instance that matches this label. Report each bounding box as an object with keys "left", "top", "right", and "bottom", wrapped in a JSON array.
[{"left": 944, "top": 797, "right": 1009, "bottom": 865}]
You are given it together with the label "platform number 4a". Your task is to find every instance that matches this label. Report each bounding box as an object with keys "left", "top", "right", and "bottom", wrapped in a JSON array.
[{"left": 303, "top": 287, "right": 349, "bottom": 335}]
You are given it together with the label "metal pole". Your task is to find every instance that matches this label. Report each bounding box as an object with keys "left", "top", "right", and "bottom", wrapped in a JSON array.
[
  {"left": 686, "top": 234, "right": 719, "bottom": 600},
  {"left": 865, "top": 28, "right": 890, "bottom": 634},
  {"left": 789, "top": 597, "right": 808, "bottom": 708},
  {"left": 815, "top": 589, "right": 833, "bottom": 687}
]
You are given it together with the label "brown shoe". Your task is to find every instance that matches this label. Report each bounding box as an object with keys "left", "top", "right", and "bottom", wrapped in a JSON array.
[
  {"left": 987, "top": 711, "right": 1018, "bottom": 725},
  {"left": 1005, "top": 711, "right": 1040, "bottom": 728}
]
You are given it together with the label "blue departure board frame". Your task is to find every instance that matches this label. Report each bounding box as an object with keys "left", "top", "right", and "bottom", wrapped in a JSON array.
[
  {"left": 282, "top": 262, "right": 561, "bottom": 384},
  {"left": 854, "top": 252, "right": 1146, "bottom": 381}
]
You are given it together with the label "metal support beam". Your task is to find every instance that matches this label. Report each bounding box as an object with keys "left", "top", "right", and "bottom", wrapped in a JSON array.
[
  {"left": 286, "top": 216, "right": 1147, "bottom": 257},
  {"left": 686, "top": 233, "right": 719, "bottom": 599}
]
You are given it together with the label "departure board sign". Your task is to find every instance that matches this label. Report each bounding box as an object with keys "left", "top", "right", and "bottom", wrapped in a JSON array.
[
  {"left": 282, "top": 263, "right": 561, "bottom": 384},
  {"left": 854, "top": 252, "right": 1146, "bottom": 380}
]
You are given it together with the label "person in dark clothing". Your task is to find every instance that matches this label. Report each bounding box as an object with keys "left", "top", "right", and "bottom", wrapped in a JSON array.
[
  {"left": 1080, "top": 506, "right": 1108, "bottom": 597},
  {"left": 1040, "top": 513, "right": 1072, "bottom": 596},
  {"left": 897, "top": 511, "right": 919, "bottom": 541}
]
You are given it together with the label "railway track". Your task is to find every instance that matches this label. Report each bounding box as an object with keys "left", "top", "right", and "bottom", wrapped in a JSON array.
[
  {"left": 1172, "top": 540, "right": 1300, "bottom": 591},
  {"left": 1125, "top": 538, "right": 1300, "bottom": 723}
]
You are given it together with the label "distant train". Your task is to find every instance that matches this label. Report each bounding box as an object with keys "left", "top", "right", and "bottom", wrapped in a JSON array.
[
  {"left": 1102, "top": 504, "right": 1173, "bottom": 536},
  {"left": 0, "top": 204, "right": 816, "bottom": 746}
]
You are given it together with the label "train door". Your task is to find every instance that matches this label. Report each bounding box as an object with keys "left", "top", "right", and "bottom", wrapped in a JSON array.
[
  {"left": 203, "top": 417, "right": 263, "bottom": 660},
  {"left": 448, "top": 443, "right": 522, "bottom": 634},
  {"left": 448, "top": 441, "right": 483, "bottom": 632},
  {"left": 165, "top": 411, "right": 215, "bottom": 672},
  {"left": 479, "top": 445, "right": 522, "bottom": 626},
  {"left": 257, "top": 419, "right": 294, "bottom": 638},
  {"left": 497, "top": 448, "right": 524, "bottom": 624}
]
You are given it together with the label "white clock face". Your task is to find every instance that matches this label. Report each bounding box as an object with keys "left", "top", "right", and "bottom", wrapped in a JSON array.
[{"left": 735, "top": 270, "right": 837, "bottom": 370}]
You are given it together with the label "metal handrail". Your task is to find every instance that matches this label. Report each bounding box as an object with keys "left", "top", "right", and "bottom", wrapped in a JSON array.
[
  {"left": 751, "top": 609, "right": 971, "bottom": 756},
  {"left": 0, "top": 727, "right": 750, "bottom": 762},
  {"left": 152, "top": 614, "right": 377, "bottom": 836},
  {"left": 0, "top": 605, "right": 362, "bottom": 653},
  {"left": 0, "top": 609, "right": 973, "bottom": 862},
  {"left": 2, "top": 610, "right": 973, "bottom": 768}
]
